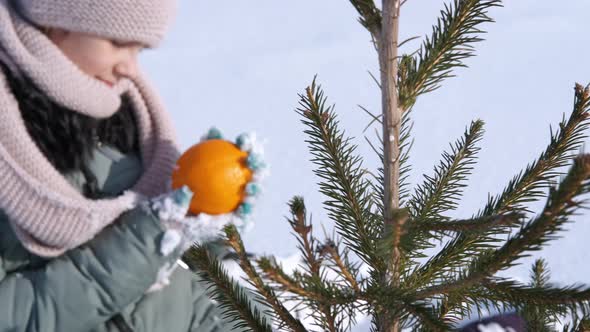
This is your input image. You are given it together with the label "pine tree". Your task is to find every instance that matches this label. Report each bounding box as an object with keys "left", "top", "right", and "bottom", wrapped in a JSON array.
[{"left": 183, "top": 1, "right": 590, "bottom": 331}]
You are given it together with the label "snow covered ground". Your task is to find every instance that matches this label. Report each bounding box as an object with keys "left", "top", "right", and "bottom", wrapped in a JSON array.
[{"left": 146, "top": 1, "right": 590, "bottom": 330}]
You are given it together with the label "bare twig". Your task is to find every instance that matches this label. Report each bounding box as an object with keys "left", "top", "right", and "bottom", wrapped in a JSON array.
[
  {"left": 368, "top": 69, "right": 382, "bottom": 89},
  {"left": 359, "top": 104, "right": 383, "bottom": 133},
  {"left": 398, "top": 35, "right": 420, "bottom": 48}
]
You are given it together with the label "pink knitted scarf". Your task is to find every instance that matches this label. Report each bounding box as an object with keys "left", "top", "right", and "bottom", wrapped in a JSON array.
[{"left": 0, "top": 0, "right": 181, "bottom": 257}]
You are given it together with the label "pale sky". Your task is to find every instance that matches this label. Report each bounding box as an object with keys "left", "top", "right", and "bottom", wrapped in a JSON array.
[{"left": 141, "top": 0, "right": 590, "bottom": 291}]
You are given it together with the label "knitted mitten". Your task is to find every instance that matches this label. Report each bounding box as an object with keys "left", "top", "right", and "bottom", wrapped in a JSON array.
[{"left": 141, "top": 186, "right": 238, "bottom": 292}]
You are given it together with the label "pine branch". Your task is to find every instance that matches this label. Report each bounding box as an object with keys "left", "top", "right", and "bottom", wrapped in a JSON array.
[
  {"left": 530, "top": 258, "right": 551, "bottom": 288},
  {"left": 399, "top": 109, "right": 414, "bottom": 206},
  {"left": 409, "top": 120, "right": 484, "bottom": 223},
  {"left": 398, "top": 0, "right": 502, "bottom": 110},
  {"left": 224, "top": 225, "right": 308, "bottom": 332},
  {"left": 182, "top": 246, "right": 273, "bottom": 332},
  {"left": 297, "top": 79, "right": 382, "bottom": 269},
  {"left": 415, "top": 153, "right": 590, "bottom": 299},
  {"left": 484, "top": 85, "right": 590, "bottom": 216},
  {"left": 286, "top": 197, "right": 340, "bottom": 331},
  {"left": 364, "top": 285, "right": 452, "bottom": 331},
  {"left": 404, "top": 120, "right": 485, "bottom": 284},
  {"left": 295, "top": 267, "right": 361, "bottom": 331},
  {"left": 439, "top": 291, "right": 503, "bottom": 325},
  {"left": 318, "top": 239, "right": 361, "bottom": 293},
  {"left": 412, "top": 213, "right": 522, "bottom": 233},
  {"left": 258, "top": 259, "right": 359, "bottom": 308},
  {"left": 367, "top": 111, "right": 412, "bottom": 216},
  {"left": 414, "top": 84, "right": 590, "bottom": 291},
  {"left": 402, "top": 302, "right": 451, "bottom": 332},
  {"left": 364, "top": 283, "right": 407, "bottom": 310},
  {"left": 477, "top": 153, "right": 590, "bottom": 271},
  {"left": 257, "top": 256, "right": 317, "bottom": 299},
  {"left": 520, "top": 259, "right": 560, "bottom": 332},
  {"left": 483, "top": 278, "right": 590, "bottom": 315},
  {"left": 287, "top": 197, "right": 322, "bottom": 277},
  {"left": 311, "top": 298, "right": 339, "bottom": 332},
  {"left": 349, "top": 0, "right": 382, "bottom": 43}
]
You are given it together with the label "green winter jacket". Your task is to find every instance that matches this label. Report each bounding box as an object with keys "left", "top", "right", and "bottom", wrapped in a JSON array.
[{"left": 0, "top": 142, "right": 235, "bottom": 332}]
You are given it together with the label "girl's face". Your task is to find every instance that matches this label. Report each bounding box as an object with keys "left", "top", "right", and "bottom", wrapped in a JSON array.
[{"left": 46, "top": 29, "right": 145, "bottom": 87}]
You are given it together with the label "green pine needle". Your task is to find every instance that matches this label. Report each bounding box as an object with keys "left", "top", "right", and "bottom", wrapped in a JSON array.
[
  {"left": 349, "top": 0, "right": 382, "bottom": 39},
  {"left": 409, "top": 119, "right": 484, "bottom": 223},
  {"left": 182, "top": 246, "right": 273, "bottom": 332},
  {"left": 404, "top": 119, "right": 485, "bottom": 284},
  {"left": 530, "top": 258, "right": 551, "bottom": 288},
  {"left": 414, "top": 85, "right": 590, "bottom": 294},
  {"left": 224, "top": 225, "right": 308, "bottom": 332},
  {"left": 398, "top": 0, "right": 502, "bottom": 110},
  {"left": 185, "top": 0, "right": 590, "bottom": 327},
  {"left": 399, "top": 110, "right": 415, "bottom": 206},
  {"left": 296, "top": 78, "right": 383, "bottom": 270},
  {"left": 412, "top": 213, "right": 522, "bottom": 234},
  {"left": 414, "top": 154, "right": 590, "bottom": 300},
  {"left": 402, "top": 302, "right": 452, "bottom": 332},
  {"left": 485, "top": 277, "right": 590, "bottom": 316},
  {"left": 519, "top": 259, "right": 558, "bottom": 332}
]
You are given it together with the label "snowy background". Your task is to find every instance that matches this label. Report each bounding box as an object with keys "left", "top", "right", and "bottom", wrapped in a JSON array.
[{"left": 141, "top": 0, "right": 590, "bottom": 328}]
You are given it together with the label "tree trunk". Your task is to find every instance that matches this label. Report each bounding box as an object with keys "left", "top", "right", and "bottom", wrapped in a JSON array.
[{"left": 378, "top": 0, "right": 401, "bottom": 331}]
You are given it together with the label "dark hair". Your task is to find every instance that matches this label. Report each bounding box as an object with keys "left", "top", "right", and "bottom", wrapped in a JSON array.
[{"left": 0, "top": 60, "right": 139, "bottom": 199}]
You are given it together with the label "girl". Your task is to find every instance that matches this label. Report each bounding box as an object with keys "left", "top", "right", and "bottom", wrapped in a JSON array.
[{"left": 0, "top": 0, "right": 233, "bottom": 330}]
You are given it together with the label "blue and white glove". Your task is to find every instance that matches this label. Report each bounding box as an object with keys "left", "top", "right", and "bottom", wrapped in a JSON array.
[
  {"left": 141, "top": 186, "right": 239, "bottom": 292},
  {"left": 202, "top": 127, "right": 270, "bottom": 232},
  {"left": 143, "top": 128, "right": 269, "bottom": 292}
]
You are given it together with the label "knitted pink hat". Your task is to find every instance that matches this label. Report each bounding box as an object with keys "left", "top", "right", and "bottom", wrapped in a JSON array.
[{"left": 13, "top": 0, "right": 176, "bottom": 47}]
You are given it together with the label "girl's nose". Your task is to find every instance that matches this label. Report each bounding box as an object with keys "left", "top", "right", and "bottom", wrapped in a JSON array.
[{"left": 114, "top": 57, "right": 139, "bottom": 79}]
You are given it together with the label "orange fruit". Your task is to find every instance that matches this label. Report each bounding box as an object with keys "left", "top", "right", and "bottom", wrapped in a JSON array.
[{"left": 171, "top": 139, "right": 253, "bottom": 215}]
